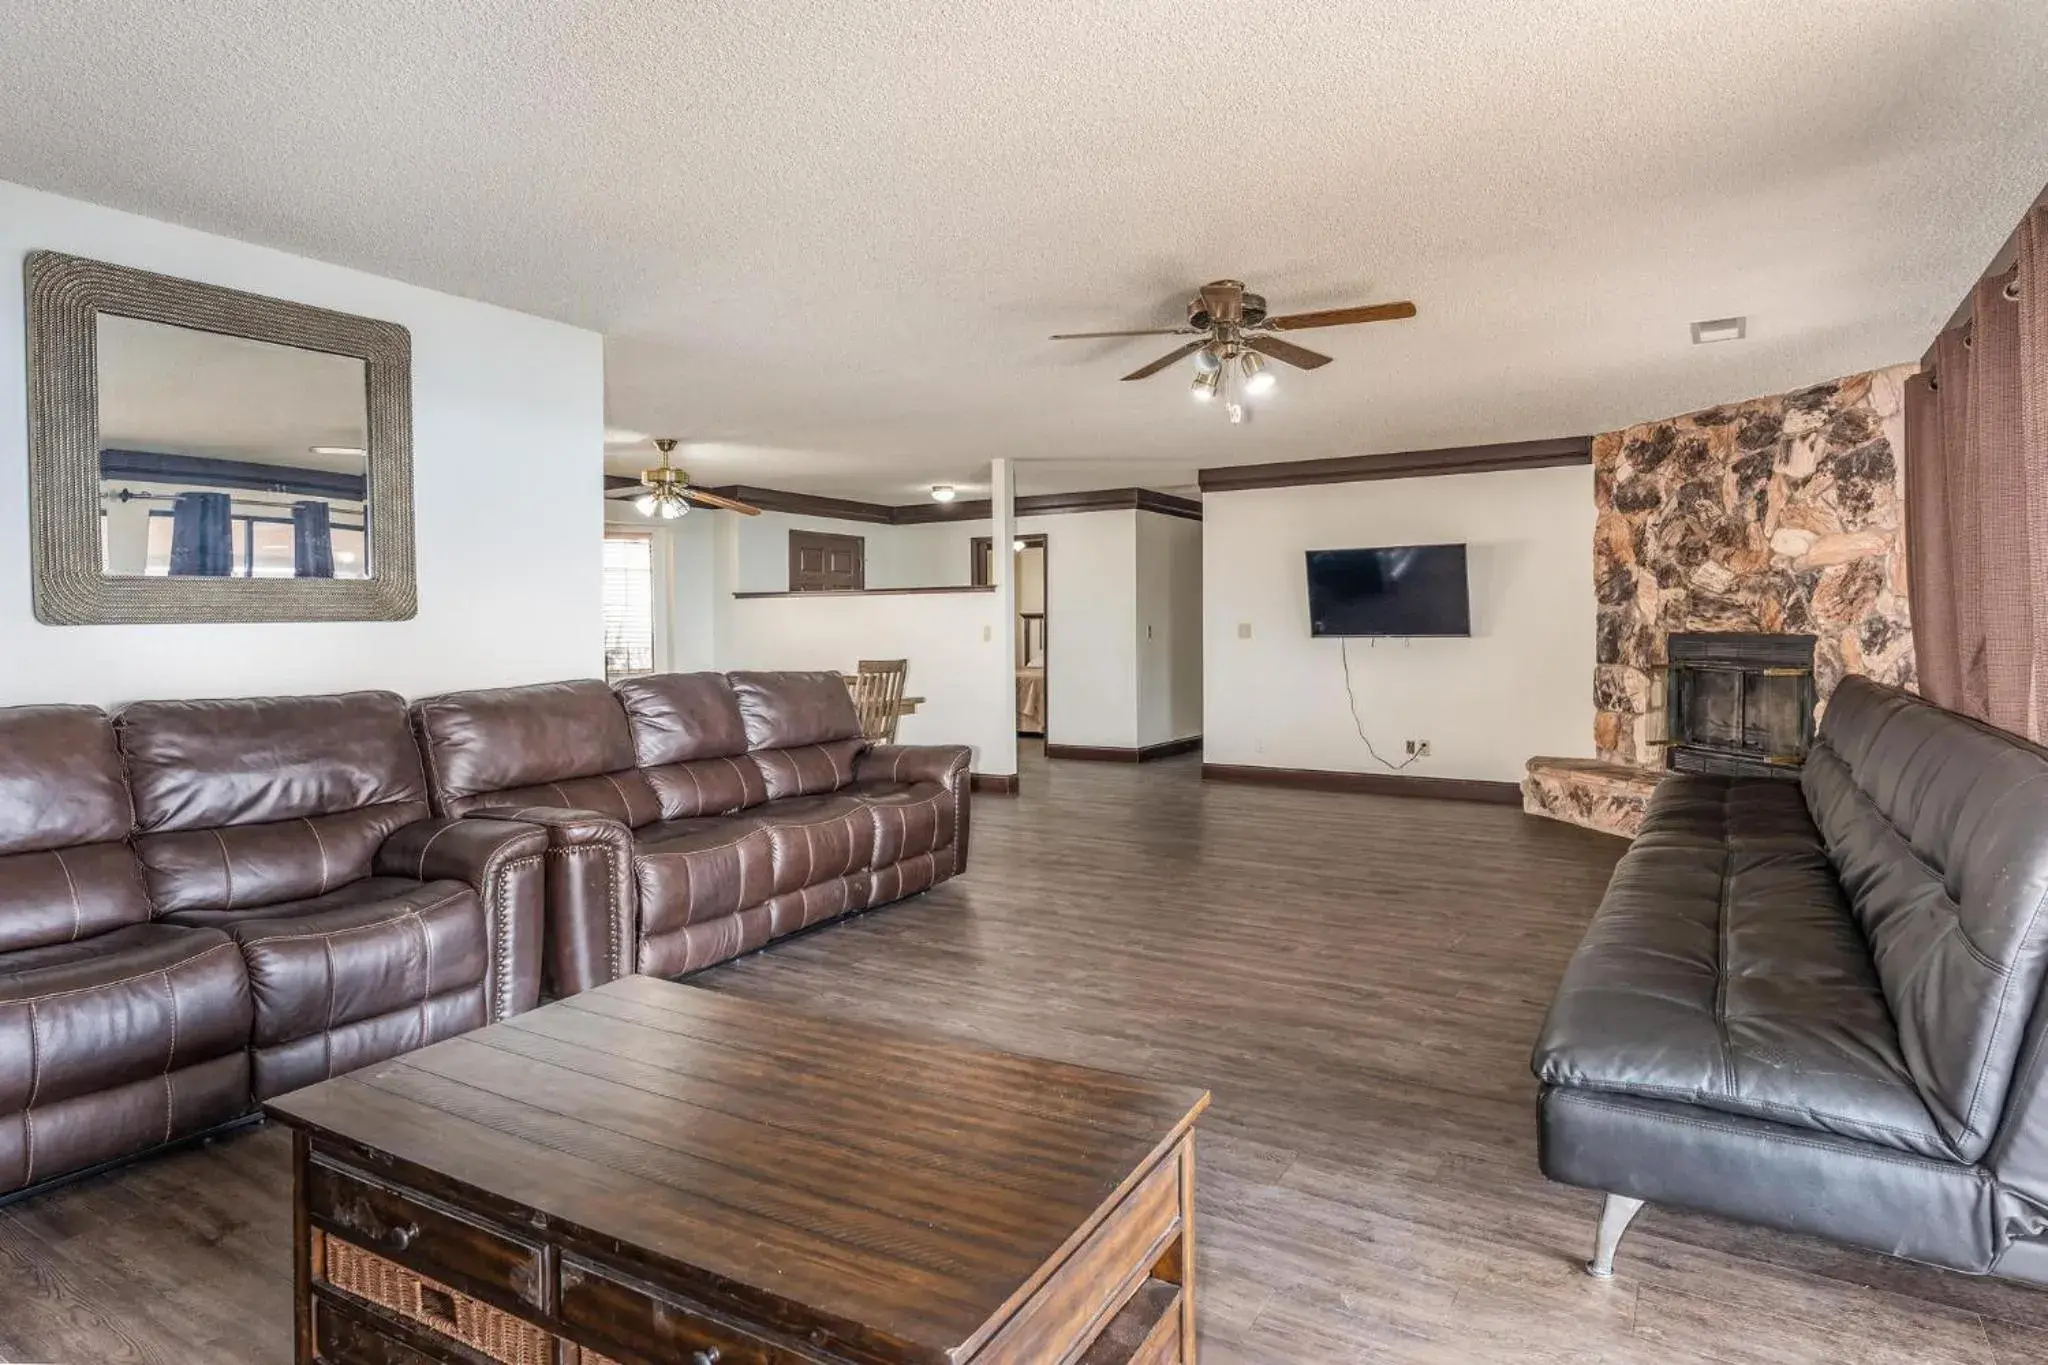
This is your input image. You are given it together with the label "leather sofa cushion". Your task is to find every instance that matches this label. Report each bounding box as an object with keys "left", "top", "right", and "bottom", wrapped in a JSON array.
[
  {"left": 116, "top": 692, "right": 425, "bottom": 832},
  {"left": 753, "top": 741, "right": 865, "bottom": 800},
  {"left": 0, "top": 705, "right": 132, "bottom": 855},
  {"left": 0, "top": 923, "right": 251, "bottom": 1113},
  {"left": 1535, "top": 774, "right": 1950, "bottom": 1158},
  {"left": 847, "top": 779, "right": 954, "bottom": 865},
  {"left": 753, "top": 795, "right": 878, "bottom": 894},
  {"left": 1803, "top": 677, "right": 2048, "bottom": 1160},
  {"left": 0, "top": 840, "right": 153, "bottom": 955},
  {"left": 134, "top": 802, "right": 428, "bottom": 915},
  {"left": 411, "top": 680, "right": 639, "bottom": 815},
  {"left": 461, "top": 772, "right": 660, "bottom": 827},
  {"left": 634, "top": 818, "right": 775, "bottom": 934},
  {"left": 729, "top": 672, "right": 863, "bottom": 750},
  {"left": 166, "top": 878, "right": 485, "bottom": 1048},
  {"left": 615, "top": 673, "right": 750, "bottom": 765},
  {"left": 642, "top": 755, "right": 769, "bottom": 821}
]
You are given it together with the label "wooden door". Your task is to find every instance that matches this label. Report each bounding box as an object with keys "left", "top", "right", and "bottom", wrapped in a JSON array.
[{"left": 789, "top": 530, "right": 866, "bottom": 591}]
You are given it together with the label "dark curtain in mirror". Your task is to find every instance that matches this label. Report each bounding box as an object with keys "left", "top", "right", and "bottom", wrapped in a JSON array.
[
  {"left": 167, "top": 492, "right": 233, "bottom": 576},
  {"left": 293, "top": 500, "right": 336, "bottom": 578}
]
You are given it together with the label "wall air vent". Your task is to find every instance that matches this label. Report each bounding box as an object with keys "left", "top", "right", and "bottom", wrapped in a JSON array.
[{"left": 1690, "top": 316, "right": 1747, "bottom": 344}]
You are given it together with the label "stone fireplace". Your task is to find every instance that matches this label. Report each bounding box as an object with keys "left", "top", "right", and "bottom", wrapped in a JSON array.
[
  {"left": 1523, "top": 364, "right": 1914, "bottom": 837},
  {"left": 1659, "top": 632, "right": 1816, "bottom": 778}
]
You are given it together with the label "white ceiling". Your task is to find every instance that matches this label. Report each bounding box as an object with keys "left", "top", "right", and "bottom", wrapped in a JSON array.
[{"left": 5, "top": 1, "right": 2045, "bottom": 502}]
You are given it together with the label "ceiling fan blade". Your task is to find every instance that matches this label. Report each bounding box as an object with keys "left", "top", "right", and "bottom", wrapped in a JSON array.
[
  {"left": 1049, "top": 327, "right": 1195, "bottom": 340},
  {"left": 1244, "top": 334, "right": 1333, "bottom": 370},
  {"left": 1264, "top": 300, "right": 1417, "bottom": 331},
  {"left": 604, "top": 488, "right": 646, "bottom": 500},
  {"left": 681, "top": 487, "right": 763, "bottom": 515},
  {"left": 1120, "top": 340, "right": 1208, "bottom": 382}
]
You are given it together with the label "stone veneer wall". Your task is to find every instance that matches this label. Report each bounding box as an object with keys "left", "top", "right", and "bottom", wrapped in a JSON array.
[{"left": 1593, "top": 364, "right": 1916, "bottom": 768}]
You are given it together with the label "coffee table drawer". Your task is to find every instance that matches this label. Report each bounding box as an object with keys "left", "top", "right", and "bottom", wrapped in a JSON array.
[
  {"left": 973, "top": 1142, "right": 1184, "bottom": 1364},
  {"left": 308, "top": 1156, "right": 546, "bottom": 1312},
  {"left": 560, "top": 1254, "right": 829, "bottom": 1365}
]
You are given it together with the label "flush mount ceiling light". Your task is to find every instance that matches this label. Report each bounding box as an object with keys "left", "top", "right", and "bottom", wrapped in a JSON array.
[
  {"left": 308, "top": 445, "right": 365, "bottom": 457},
  {"left": 930, "top": 485, "right": 957, "bottom": 502},
  {"left": 1690, "top": 316, "right": 1747, "bottom": 344}
]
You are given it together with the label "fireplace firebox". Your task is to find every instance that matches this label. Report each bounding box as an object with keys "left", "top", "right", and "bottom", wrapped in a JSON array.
[{"left": 1654, "top": 632, "right": 1817, "bottom": 778}]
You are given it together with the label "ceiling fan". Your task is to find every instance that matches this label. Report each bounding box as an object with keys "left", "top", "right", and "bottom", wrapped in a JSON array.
[
  {"left": 1051, "top": 279, "right": 1415, "bottom": 422},
  {"left": 605, "top": 438, "right": 762, "bottom": 519}
]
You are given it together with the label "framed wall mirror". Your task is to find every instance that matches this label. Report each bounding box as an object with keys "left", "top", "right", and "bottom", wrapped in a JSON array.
[{"left": 25, "top": 251, "right": 415, "bottom": 623}]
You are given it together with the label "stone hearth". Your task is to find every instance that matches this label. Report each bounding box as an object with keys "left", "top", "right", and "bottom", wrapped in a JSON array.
[{"left": 1522, "top": 757, "right": 1656, "bottom": 838}]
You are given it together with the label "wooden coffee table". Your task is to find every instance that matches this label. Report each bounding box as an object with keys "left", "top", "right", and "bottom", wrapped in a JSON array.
[{"left": 266, "top": 975, "right": 1209, "bottom": 1364}]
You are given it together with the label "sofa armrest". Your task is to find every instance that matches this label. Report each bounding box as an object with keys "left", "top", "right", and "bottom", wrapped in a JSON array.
[
  {"left": 467, "top": 805, "right": 639, "bottom": 997},
  {"left": 376, "top": 817, "right": 549, "bottom": 1020},
  {"left": 856, "top": 744, "right": 973, "bottom": 873}
]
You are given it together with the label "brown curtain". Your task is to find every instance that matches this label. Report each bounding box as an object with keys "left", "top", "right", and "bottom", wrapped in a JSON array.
[{"left": 1909, "top": 203, "right": 2048, "bottom": 740}]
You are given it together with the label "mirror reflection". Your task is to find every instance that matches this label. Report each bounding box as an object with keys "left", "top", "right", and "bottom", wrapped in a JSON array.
[{"left": 96, "top": 315, "right": 370, "bottom": 579}]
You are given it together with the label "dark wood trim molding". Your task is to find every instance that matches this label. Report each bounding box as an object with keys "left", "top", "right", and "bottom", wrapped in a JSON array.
[
  {"left": 1200, "top": 763, "right": 1521, "bottom": 804},
  {"left": 1045, "top": 736, "right": 1202, "bottom": 763},
  {"left": 895, "top": 488, "right": 1203, "bottom": 524},
  {"left": 1197, "top": 437, "right": 1593, "bottom": 493},
  {"left": 703, "top": 485, "right": 901, "bottom": 524},
  {"left": 970, "top": 772, "right": 1020, "bottom": 794},
  {"left": 102, "top": 449, "right": 368, "bottom": 502},
  {"left": 731, "top": 585, "right": 997, "bottom": 600},
  {"left": 602, "top": 479, "right": 1203, "bottom": 525}
]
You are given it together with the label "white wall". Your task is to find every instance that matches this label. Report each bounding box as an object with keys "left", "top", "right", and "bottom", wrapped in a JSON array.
[
  {"left": 1138, "top": 513, "right": 1203, "bottom": 746},
  {"left": 719, "top": 591, "right": 1012, "bottom": 770},
  {"left": 884, "top": 511, "right": 1150, "bottom": 748},
  {"left": 0, "top": 180, "right": 604, "bottom": 707},
  {"left": 1203, "top": 465, "right": 1596, "bottom": 782}
]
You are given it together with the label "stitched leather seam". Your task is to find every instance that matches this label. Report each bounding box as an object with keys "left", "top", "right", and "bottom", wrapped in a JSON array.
[
  {"left": 303, "top": 817, "right": 331, "bottom": 895},
  {"left": 321, "top": 938, "right": 337, "bottom": 1078},
  {"left": 1712, "top": 784, "right": 1735, "bottom": 1098},
  {"left": 24, "top": 999, "right": 43, "bottom": 1111},
  {"left": 413, "top": 909, "right": 432, "bottom": 1042},
  {"left": 160, "top": 968, "right": 179, "bottom": 1143},
  {"left": 1554, "top": 1091, "right": 1989, "bottom": 1178},
  {"left": 212, "top": 829, "right": 236, "bottom": 910},
  {"left": 237, "top": 889, "right": 472, "bottom": 947},
  {"left": 1560, "top": 1078, "right": 1948, "bottom": 1148},
  {"left": 1964, "top": 871, "right": 2048, "bottom": 1139},
  {"left": 50, "top": 848, "right": 82, "bottom": 943},
  {"left": 412, "top": 821, "right": 457, "bottom": 880},
  {"left": 0, "top": 941, "right": 241, "bottom": 1007}
]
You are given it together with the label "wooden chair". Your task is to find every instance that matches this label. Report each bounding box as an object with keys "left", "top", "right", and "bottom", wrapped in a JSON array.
[{"left": 850, "top": 659, "right": 909, "bottom": 743}]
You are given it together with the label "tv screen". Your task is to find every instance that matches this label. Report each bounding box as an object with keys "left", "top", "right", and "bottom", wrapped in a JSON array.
[{"left": 1306, "top": 543, "right": 1470, "bottom": 637}]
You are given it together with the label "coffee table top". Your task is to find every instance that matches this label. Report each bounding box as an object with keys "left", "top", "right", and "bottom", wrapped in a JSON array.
[{"left": 266, "top": 974, "right": 1209, "bottom": 1364}]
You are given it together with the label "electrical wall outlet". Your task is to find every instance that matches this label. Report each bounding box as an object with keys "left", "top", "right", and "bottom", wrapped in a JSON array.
[
  {"left": 981, "top": 624, "right": 992, "bottom": 642},
  {"left": 1405, "top": 739, "right": 1432, "bottom": 757},
  {"left": 1237, "top": 622, "right": 1253, "bottom": 639}
]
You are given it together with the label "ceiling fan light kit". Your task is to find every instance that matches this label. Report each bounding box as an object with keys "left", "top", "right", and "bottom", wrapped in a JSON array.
[
  {"left": 606, "top": 437, "right": 764, "bottom": 517},
  {"left": 1052, "top": 279, "right": 1416, "bottom": 422}
]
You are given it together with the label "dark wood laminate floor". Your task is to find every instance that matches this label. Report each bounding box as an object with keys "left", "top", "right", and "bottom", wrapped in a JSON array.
[{"left": 5, "top": 745, "right": 2046, "bottom": 1363}]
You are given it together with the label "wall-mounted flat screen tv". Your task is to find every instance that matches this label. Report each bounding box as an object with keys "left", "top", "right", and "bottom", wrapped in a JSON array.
[{"left": 1306, "top": 543, "right": 1470, "bottom": 637}]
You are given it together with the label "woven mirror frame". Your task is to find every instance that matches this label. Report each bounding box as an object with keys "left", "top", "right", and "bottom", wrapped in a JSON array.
[{"left": 24, "top": 250, "right": 416, "bottom": 624}]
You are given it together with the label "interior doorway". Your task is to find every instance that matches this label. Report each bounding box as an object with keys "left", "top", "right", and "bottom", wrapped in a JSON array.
[{"left": 972, "top": 533, "right": 1047, "bottom": 737}]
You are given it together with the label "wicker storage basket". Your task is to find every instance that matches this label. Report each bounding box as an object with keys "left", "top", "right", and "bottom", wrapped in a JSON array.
[{"left": 322, "top": 1235, "right": 559, "bottom": 1365}]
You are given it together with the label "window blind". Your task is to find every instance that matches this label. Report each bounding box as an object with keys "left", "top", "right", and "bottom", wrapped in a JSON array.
[{"left": 602, "top": 533, "right": 656, "bottom": 680}]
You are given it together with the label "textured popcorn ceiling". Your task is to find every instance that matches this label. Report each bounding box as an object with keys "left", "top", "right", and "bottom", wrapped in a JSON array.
[{"left": 3, "top": 1, "right": 2045, "bottom": 500}]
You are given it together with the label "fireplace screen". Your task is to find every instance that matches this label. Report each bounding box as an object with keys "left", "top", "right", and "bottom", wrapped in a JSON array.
[{"left": 1655, "top": 633, "right": 1817, "bottom": 778}]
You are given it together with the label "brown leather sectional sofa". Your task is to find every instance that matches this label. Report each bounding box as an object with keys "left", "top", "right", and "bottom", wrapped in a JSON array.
[
  {"left": 410, "top": 670, "right": 971, "bottom": 993},
  {"left": 0, "top": 671, "right": 969, "bottom": 1202}
]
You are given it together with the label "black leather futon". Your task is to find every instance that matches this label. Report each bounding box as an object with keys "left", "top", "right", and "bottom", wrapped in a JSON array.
[{"left": 1534, "top": 675, "right": 2048, "bottom": 1282}]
